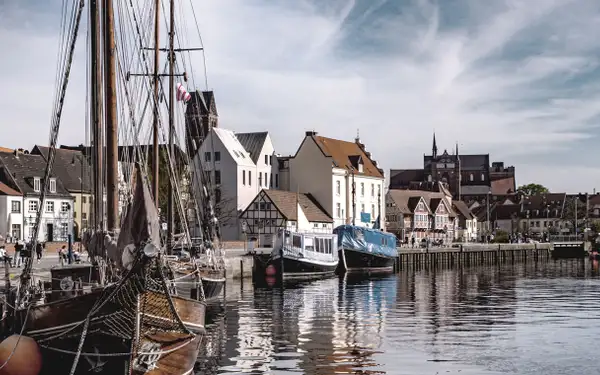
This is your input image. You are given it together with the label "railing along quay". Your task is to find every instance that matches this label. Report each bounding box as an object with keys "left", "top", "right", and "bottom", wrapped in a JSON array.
[{"left": 395, "top": 243, "right": 554, "bottom": 271}]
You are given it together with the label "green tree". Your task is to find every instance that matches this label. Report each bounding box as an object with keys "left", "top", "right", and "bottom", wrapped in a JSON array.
[
  {"left": 492, "top": 230, "right": 509, "bottom": 243},
  {"left": 517, "top": 183, "right": 549, "bottom": 196}
]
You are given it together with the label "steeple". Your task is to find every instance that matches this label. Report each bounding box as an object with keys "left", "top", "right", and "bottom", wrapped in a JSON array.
[
  {"left": 455, "top": 142, "right": 459, "bottom": 157},
  {"left": 432, "top": 132, "right": 438, "bottom": 158}
]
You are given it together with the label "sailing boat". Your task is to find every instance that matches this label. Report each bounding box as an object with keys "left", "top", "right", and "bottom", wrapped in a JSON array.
[{"left": 0, "top": 0, "right": 213, "bottom": 373}]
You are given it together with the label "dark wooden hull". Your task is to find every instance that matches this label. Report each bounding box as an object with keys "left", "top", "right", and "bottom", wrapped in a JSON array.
[
  {"left": 16, "top": 288, "right": 206, "bottom": 374},
  {"left": 173, "top": 268, "right": 225, "bottom": 301},
  {"left": 339, "top": 248, "right": 396, "bottom": 274},
  {"left": 201, "top": 275, "right": 225, "bottom": 300},
  {"left": 272, "top": 255, "right": 338, "bottom": 280}
]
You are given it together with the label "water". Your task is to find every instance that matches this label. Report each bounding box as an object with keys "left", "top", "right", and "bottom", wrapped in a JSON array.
[{"left": 197, "top": 261, "right": 600, "bottom": 375}]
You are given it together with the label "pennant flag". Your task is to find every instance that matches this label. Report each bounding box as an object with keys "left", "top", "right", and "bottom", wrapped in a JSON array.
[{"left": 176, "top": 83, "right": 191, "bottom": 102}]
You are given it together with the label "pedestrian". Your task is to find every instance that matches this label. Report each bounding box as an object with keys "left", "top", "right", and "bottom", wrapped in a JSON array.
[
  {"left": 35, "top": 242, "right": 43, "bottom": 263},
  {"left": 58, "top": 245, "right": 67, "bottom": 266},
  {"left": 13, "top": 240, "right": 22, "bottom": 268}
]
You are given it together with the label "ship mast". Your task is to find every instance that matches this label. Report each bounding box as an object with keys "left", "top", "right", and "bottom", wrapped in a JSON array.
[
  {"left": 152, "top": 0, "right": 160, "bottom": 208},
  {"left": 167, "top": 0, "right": 175, "bottom": 253},
  {"left": 103, "top": 0, "right": 119, "bottom": 232},
  {"left": 90, "top": 0, "right": 103, "bottom": 230}
]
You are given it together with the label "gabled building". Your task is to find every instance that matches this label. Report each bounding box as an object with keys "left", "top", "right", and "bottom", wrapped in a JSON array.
[
  {"left": 287, "top": 131, "right": 385, "bottom": 229},
  {"left": 185, "top": 90, "right": 218, "bottom": 157},
  {"left": 31, "top": 145, "right": 93, "bottom": 237},
  {"left": 239, "top": 189, "right": 332, "bottom": 246},
  {"left": 0, "top": 149, "right": 74, "bottom": 242},
  {"left": 194, "top": 128, "right": 279, "bottom": 240},
  {"left": 452, "top": 200, "right": 478, "bottom": 242},
  {"left": 385, "top": 188, "right": 457, "bottom": 245}
]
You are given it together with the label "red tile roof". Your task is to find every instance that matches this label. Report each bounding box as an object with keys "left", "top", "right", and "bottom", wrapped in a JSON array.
[
  {"left": 0, "top": 182, "right": 21, "bottom": 196},
  {"left": 312, "top": 136, "right": 384, "bottom": 178}
]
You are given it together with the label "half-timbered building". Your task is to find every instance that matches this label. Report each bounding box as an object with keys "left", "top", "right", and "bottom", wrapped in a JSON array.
[{"left": 239, "top": 189, "right": 333, "bottom": 247}]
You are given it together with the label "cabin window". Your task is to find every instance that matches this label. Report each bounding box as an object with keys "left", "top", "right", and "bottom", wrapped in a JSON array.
[
  {"left": 215, "top": 152, "right": 221, "bottom": 162},
  {"left": 304, "top": 237, "right": 314, "bottom": 251},
  {"left": 243, "top": 170, "right": 246, "bottom": 185},
  {"left": 33, "top": 177, "right": 41, "bottom": 192}
]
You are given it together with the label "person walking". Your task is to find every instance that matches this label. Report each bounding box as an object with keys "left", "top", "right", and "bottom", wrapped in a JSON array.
[
  {"left": 35, "top": 242, "right": 43, "bottom": 263},
  {"left": 12, "top": 240, "right": 22, "bottom": 268}
]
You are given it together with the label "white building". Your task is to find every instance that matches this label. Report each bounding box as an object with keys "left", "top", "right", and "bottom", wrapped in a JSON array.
[
  {"left": 239, "top": 189, "right": 333, "bottom": 246},
  {"left": 0, "top": 150, "right": 75, "bottom": 242},
  {"left": 287, "top": 131, "right": 385, "bottom": 230},
  {"left": 0, "top": 182, "right": 23, "bottom": 242},
  {"left": 194, "top": 129, "right": 279, "bottom": 240}
]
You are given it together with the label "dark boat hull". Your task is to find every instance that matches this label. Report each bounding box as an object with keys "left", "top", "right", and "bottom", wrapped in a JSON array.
[
  {"left": 201, "top": 275, "right": 225, "bottom": 300},
  {"left": 272, "top": 255, "right": 338, "bottom": 280},
  {"left": 339, "top": 248, "right": 396, "bottom": 274}
]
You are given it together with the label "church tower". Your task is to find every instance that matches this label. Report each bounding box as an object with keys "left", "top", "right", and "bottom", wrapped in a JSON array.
[
  {"left": 185, "top": 90, "right": 218, "bottom": 157},
  {"left": 432, "top": 132, "right": 438, "bottom": 158}
]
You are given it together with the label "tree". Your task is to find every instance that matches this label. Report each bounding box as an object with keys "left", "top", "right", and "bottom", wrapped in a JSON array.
[
  {"left": 517, "top": 183, "right": 549, "bottom": 196},
  {"left": 561, "top": 195, "right": 594, "bottom": 234},
  {"left": 492, "top": 230, "right": 509, "bottom": 243}
]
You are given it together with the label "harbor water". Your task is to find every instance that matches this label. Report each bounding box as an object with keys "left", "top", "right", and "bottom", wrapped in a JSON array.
[{"left": 197, "top": 261, "right": 600, "bottom": 375}]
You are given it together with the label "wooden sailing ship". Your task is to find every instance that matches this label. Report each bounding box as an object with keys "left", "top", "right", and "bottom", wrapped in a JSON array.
[{"left": 0, "top": 0, "right": 221, "bottom": 373}]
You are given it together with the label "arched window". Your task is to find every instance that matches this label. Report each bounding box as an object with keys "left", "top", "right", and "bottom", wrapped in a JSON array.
[
  {"left": 427, "top": 175, "right": 432, "bottom": 182},
  {"left": 469, "top": 174, "right": 474, "bottom": 182}
]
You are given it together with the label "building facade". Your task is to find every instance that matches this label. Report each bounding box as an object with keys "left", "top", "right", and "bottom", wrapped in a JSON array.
[
  {"left": 287, "top": 131, "right": 385, "bottom": 230},
  {"left": 0, "top": 150, "right": 74, "bottom": 242},
  {"left": 239, "top": 189, "right": 332, "bottom": 246},
  {"left": 194, "top": 128, "right": 279, "bottom": 240},
  {"left": 0, "top": 182, "right": 23, "bottom": 241}
]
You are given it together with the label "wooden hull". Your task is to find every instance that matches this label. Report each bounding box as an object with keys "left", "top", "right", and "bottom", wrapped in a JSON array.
[
  {"left": 339, "top": 248, "right": 396, "bottom": 274},
  {"left": 272, "top": 254, "right": 338, "bottom": 280},
  {"left": 17, "top": 288, "right": 206, "bottom": 374},
  {"left": 173, "top": 267, "right": 225, "bottom": 301}
]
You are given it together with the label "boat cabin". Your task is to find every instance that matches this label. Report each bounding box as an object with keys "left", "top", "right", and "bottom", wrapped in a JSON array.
[{"left": 272, "top": 229, "right": 338, "bottom": 263}]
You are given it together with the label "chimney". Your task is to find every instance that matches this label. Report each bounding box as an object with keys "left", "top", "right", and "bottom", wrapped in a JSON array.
[{"left": 305, "top": 131, "right": 317, "bottom": 137}]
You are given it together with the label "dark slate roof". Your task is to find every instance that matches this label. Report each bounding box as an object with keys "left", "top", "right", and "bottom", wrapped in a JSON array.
[
  {"left": 60, "top": 144, "right": 187, "bottom": 166},
  {"left": 452, "top": 201, "right": 474, "bottom": 220},
  {"left": 0, "top": 151, "right": 71, "bottom": 197},
  {"left": 458, "top": 154, "right": 490, "bottom": 171},
  {"left": 31, "top": 146, "right": 92, "bottom": 193},
  {"left": 235, "top": 132, "right": 268, "bottom": 164},
  {"left": 389, "top": 169, "right": 425, "bottom": 188}
]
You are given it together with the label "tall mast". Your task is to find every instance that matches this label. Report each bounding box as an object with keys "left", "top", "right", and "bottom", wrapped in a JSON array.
[
  {"left": 90, "top": 0, "right": 104, "bottom": 230},
  {"left": 152, "top": 0, "right": 160, "bottom": 207},
  {"left": 166, "top": 0, "right": 175, "bottom": 253},
  {"left": 103, "top": 0, "right": 118, "bottom": 232}
]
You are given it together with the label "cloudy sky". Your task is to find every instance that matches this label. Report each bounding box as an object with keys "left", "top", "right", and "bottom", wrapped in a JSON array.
[{"left": 1, "top": 0, "right": 600, "bottom": 193}]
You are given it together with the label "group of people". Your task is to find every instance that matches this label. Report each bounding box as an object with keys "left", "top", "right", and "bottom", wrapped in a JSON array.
[{"left": 9, "top": 241, "right": 46, "bottom": 267}]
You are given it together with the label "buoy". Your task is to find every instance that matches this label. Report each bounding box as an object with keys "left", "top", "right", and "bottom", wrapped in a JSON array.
[
  {"left": 0, "top": 335, "right": 42, "bottom": 375},
  {"left": 265, "top": 276, "right": 276, "bottom": 287},
  {"left": 265, "top": 265, "right": 276, "bottom": 277}
]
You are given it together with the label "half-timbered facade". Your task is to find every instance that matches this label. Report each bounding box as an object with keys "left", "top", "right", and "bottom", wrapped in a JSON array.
[{"left": 239, "top": 189, "right": 333, "bottom": 247}]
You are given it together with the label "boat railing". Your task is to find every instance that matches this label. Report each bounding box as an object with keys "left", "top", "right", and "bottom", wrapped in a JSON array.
[{"left": 281, "top": 245, "right": 338, "bottom": 262}]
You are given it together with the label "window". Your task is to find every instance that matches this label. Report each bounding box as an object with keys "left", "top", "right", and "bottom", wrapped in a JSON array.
[
  {"left": 11, "top": 224, "right": 20, "bottom": 240},
  {"left": 336, "top": 203, "right": 341, "bottom": 218},
  {"left": 11, "top": 201, "right": 20, "bottom": 213},
  {"left": 214, "top": 170, "right": 221, "bottom": 184},
  {"left": 275, "top": 174, "right": 279, "bottom": 188},
  {"left": 313, "top": 223, "right": 319, "bottom": 228},
  {"left": 258, "top": 173, "right": 262, "bottom": 186},
  {"left": 264, "top": 173, "right": 267, "bottom": 187},
  {"left": 469, "top": 174, "right": 474, "bottom": 182},
  {"left": 61, "top": 202, "right": 70, "bottom": 212},
  {"left": 264, "top": 155, "right": 269, "bottom": 165},
  {"left": 336, "top": 181, "right": 341, "bottom": 195},
  {"left": 243, "top": 170, "right": 246, "bottom": 185},
  {"left": 215, "top": 188, "right": 222, "bottom": 203},
  {"left": 481, "top": 173, "right": 485, "bottom": 181},
  {"left": 360, "top": 182, "right": 364, "bottom": 197},
  {"left": 82, "top": 196, "right": 87, "bottom": 204},
  {"left": 61, "top": 223, "right": 68, "bottom": 238},
  {"left": 214, "top": 151, "right": 221, "bottom": 162},
  {"left": 82, "top": 212, "right": 87, "bottom": 220},
  {"left": 371, "top": 184, "right": 375, "bottom": 197},
  {"left": 269, "top": 173, "right": 273, "bottom": 188},
  {"left": 46, "top": 201, "right": 54, "bottom": 212},
  {"left": 49, "top": 178, "right": 56, "bottom": 193},
  {"left": 361, "top": 204, "right": 365, "bottom": 213},
  {"left": 33, "top": 177, "right": 41, "bottom": 192},
  {"left": 29, "top": 200, "right": 38, "bottom": 212},
  {"left": 428, "top": 175, "right": 432, "bottom": 182},
  {"left": 204, "top": 152, "right": 211, "bottom": 162},
  {"left": 372, "top": 204, "right": 375, "bottom": 217},
  {"left": 249, "top": 171, "right": 252, "bottom": 186},
  {"left": 358, "top": 163, "right": 364, "bottom": 173}
]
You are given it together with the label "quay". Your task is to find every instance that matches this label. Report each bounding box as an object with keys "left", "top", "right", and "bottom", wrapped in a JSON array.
[{"left": 396, "top": 243, "right": 554, "bottom": 270}]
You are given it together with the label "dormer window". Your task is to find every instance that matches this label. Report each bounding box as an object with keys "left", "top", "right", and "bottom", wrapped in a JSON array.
[
  {"left": 49, "top": 178, "right": 56, "bottom": 193},
  {"left": 33, "top": 177, "right": 41, "bottom": 192},
  {"left": 358, "top": 161, "right": 364, "bottom": 173}
]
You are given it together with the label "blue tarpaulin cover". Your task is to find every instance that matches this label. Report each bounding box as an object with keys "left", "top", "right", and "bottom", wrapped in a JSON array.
[{"left": 334, "top": 225, "right": 398, "bottom": 258}]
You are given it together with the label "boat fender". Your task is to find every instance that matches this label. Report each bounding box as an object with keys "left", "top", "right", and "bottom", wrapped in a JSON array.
[
  {"left": 265, "top": 265, "right": 276, "bottom": 276},
  {"left": 0, "top": 334, "right": 42, "bottom": 375}
]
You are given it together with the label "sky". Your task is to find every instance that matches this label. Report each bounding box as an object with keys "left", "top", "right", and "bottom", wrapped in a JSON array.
[{"left": 1, "top": 0, "right": 600, "bottom": 193}]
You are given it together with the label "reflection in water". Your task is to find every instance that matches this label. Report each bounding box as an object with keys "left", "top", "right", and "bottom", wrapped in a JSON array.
[{"left": 198, "top": 261, "right": 600, "bottom": 375}]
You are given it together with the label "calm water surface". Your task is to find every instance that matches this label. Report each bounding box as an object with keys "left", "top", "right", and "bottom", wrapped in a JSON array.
[{"left": 197, "top": 261, "right": 600, "bottom": 375}]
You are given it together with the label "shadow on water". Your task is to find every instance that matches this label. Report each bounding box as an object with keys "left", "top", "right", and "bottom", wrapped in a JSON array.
[{"left": 196, "top": 260, "right": 600, "bottom": 375}]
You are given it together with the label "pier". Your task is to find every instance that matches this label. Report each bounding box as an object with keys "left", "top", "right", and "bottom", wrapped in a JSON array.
[{"left": 396, "top": 243, "right": 554, "bottom": 270}]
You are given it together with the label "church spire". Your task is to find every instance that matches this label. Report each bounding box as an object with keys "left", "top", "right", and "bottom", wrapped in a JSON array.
[
  {"left": 455, "top": 141, "right": 459, "bottom": 157},
  {"left": 432, "top": 132, "right": 438, "bottom": 158}
]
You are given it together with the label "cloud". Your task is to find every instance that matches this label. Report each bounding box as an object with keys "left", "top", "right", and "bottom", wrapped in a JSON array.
[{"left": 1, "top": 0, "right": 600, "bottom": 193}]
